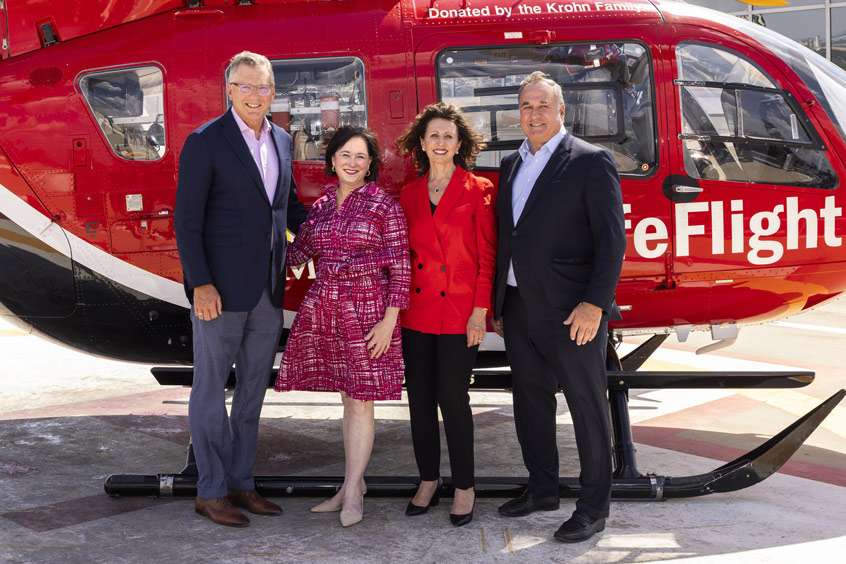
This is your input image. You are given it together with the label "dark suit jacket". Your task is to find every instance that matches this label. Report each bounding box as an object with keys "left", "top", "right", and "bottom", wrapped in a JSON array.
[
  {"left": 174, "top": 110, "right": 308, "bottom": 311},
  {"left": 399, "top": 166, "right": 498, "bottom": 334},
  {"left": 494, "top": 132, "right": 626, "bottom": 322}
]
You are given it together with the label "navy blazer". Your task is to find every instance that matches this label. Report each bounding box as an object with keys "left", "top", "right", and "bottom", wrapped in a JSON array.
[
  {"left": 174, "top": 110, "right": 308, "bottom": 311},
  {"left": 494, "top": 132, "right": 627, "bottom": 322}
]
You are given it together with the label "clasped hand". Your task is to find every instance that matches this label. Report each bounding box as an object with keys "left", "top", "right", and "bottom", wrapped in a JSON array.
[{"left": 489, "top": 303, "right": 600, "bottom": 345}]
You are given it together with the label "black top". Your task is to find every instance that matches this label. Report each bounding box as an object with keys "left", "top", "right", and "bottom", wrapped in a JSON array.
[{"left": 430, "top": 200, "right": 438, "bottom": 214}]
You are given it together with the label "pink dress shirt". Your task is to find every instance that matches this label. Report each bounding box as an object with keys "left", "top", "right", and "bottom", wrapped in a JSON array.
[{"left": 231, "top": 108, "right": 279, "bottom": 204}]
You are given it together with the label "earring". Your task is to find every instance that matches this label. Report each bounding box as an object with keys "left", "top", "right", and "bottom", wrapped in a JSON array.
[
  {"left": 365, "top": 170, "right": 371, "bottom": 177},
  {"left": 331, "top": 165, "right": 335, "bottom": 172}
]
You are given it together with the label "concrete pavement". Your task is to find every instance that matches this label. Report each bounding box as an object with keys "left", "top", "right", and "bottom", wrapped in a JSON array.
[{"left": 1, "top": 298, "right": 844, "bottom": 563}]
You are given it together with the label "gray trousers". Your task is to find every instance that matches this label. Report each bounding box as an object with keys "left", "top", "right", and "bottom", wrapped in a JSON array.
[{"left": 189, "top": 287, "right": 283, "bottom": 499}]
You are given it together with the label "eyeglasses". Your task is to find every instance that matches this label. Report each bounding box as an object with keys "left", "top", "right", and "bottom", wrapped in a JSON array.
[{"left": 230, "top": 82, "right": 273, "bottom": 96}]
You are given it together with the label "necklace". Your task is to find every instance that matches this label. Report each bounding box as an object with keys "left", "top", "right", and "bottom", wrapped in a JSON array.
[{"left": 430, "top": 169, "right": 453, "bottom": 194}]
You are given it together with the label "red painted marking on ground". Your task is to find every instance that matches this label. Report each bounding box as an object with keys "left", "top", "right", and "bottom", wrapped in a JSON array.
[
  {"left": 633, "top": 425, "right": 846, "bottom": 487},
  {"left": 0, "top": 387, "right": 190, "bottom": 421},
  {"left": 1, "top": 495, "right": 177, "bottom": 533},
  {"left": 635, "top": 394, "right": 763, "bottom": 429}
]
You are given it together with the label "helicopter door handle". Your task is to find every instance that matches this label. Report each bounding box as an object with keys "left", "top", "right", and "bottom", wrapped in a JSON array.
[{"left": 663, "top": 176, "right": 702, "bottom": 202}]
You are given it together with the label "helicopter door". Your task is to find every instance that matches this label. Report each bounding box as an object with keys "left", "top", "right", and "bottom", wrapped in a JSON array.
[
  {"left": 416, "top": 26, "right": 673, "bottom": 320},
  {"left": 77, "top": 65, "right": 175, "bottom": 257},
  {"left": 667, "top": 29, "right": 840, "bottom": 320}
]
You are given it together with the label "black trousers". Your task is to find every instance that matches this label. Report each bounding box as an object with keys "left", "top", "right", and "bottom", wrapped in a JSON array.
[
  {"left": 503, "top": 286, "right": 612, "bottom": 519},
  {"left": 402, "top": 328, "right": 478, "bottom": 489}
]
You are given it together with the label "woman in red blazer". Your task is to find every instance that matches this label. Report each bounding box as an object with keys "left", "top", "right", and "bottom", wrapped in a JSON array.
[{"left": 396, "top": 103, "right": 497, "bottom": 527}]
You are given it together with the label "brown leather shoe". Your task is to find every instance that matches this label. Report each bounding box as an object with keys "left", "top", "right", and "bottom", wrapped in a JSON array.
[
  {"left": 195, "top": 496, "right": 250, "bottom": 527},
  {"left": 227, "top": 489, "right": 282, "bottom": 516}
]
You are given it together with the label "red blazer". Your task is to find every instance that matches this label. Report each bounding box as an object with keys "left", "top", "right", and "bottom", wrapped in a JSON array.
[{"left": 399, "top": 166, "right": 497, "bottom": 334}]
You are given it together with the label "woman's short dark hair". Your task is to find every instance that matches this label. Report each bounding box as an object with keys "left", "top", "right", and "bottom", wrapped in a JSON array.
[
  {"left": 395, "top": 102, "right": 487, "bottom": 174},
  {"left": 324, "top": 126, "right": 381, "bottom": 181}
]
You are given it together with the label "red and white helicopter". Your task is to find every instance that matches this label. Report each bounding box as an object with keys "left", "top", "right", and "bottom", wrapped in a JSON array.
[{"left": 0, "top": 0, "right": 843, "bottom": 499}]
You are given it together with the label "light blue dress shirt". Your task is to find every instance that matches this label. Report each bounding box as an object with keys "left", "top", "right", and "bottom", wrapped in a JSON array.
[{"left": 507, "top": 125, "right": 567, "bottom": 287}]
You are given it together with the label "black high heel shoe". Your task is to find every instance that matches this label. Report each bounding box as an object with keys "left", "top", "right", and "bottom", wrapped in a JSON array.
[
  {"left": 405, "top": 478, "right": 441, "bottom": 516},
  {"left": 450, "top": 497, "right": 475, "bottom": 527}
]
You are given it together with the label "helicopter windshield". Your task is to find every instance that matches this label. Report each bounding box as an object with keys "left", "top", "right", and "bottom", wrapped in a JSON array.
[
  {"left": 741, "top": 23, "right": 846, "bottom": 142},
  {"left": 666, "top": 1, "right": 846, "bottom": 141}
]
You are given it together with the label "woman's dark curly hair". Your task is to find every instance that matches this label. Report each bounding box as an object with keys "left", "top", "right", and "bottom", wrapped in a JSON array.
[
  {"left": 395, "top": 102, "right": 486, "bottom": 174},
  {"left": 324, "top": 126, "right": 382, "bottom": 181}
]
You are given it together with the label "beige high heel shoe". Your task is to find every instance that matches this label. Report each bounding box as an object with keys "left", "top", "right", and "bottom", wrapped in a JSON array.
[
  {"left": 339, "top": 491, "right": 364, "bottom": 527},
  {"left": 310, "top": 478, "right": 367, "bottom": 513}
]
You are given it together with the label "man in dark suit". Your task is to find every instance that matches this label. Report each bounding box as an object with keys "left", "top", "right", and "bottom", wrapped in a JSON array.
[
  {"left": 174, "top": 51, "right": 308, "bottom": 527},
  {"left": 492, "top": 71, "right": 626, "bottom": 542}
]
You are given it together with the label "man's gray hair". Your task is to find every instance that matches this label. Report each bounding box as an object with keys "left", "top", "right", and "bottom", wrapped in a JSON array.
[
  {"left": 518, "top": 71, "right": 564, "bottom": 106},
  {"left": 227, "top": 51, "right": 274, "bottom": 82}
]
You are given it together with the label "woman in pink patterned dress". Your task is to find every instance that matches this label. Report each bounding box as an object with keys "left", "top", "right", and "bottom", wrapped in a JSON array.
[{"left": 275, "top": 126, "right": 410, "bottom": 527}]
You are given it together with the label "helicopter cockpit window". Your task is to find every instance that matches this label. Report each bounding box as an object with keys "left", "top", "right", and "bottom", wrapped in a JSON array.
[
  {"left": 676, "top": 43, "right": 837, "bottom": 190},
  {"left": 226, "top": 57, "right": 366, "bottom": 161},
  {"left": 437, "top": 43, "right": 656, "bottom": 176},
  {"left": 78, "top": 66, "right": 166, "bottom": 161}
]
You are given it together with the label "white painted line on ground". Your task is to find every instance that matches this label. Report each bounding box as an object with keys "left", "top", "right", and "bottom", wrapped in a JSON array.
[
  {"left": 617, "top": 342, "right": 803, "bottom": 372},
  {"left": 769, "top": 321, "right": 846, "bottom": 335}
]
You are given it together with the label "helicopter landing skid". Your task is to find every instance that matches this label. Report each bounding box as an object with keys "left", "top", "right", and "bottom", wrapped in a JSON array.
[{"left": 104, "top": 335, "right": 844, "bottom": 500}]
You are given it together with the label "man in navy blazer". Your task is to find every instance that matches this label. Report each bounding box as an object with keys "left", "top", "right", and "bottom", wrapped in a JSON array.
[
  {"left": 174, "top": 51, "right": 307, "bottom": 527},
  {"left": 492, "top": 71, "right": 626, "bottom": 542}
]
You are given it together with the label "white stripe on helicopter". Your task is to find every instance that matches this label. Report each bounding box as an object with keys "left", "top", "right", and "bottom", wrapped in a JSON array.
[
  {"left": 0, "top": 182, "right": 190, "bottom": 308},
  {"left": 4, "top": 182, "right": 844, "bottom": 318}
]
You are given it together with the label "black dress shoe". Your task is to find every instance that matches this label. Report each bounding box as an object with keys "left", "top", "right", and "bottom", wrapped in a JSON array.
[
  {"left": 553, "top": 511, "right": 606, "bottom": 543},
  {"left": 405, "top": 479, "right": 441, "bottom": 516},
  {"left": 498, "top": 490, "right": 559, "bottom": 517},
  {"left": 449, "top": 500, "right": 475, "bottom": 527}
]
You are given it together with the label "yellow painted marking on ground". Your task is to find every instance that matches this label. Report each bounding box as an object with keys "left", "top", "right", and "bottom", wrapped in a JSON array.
[
  {"left": 640, "top": 358, "right": 705, "bottom": 372},
  {"left": 480, "top": 526, "right": 487, "bottom": 554},
  {"left": 0, "top": 329, "right": 27, "bottom": 337},
  {"left": 502, "top": 527, "right": 514, "bottom": 554},
  {"left": 734, "top": 388, "right": 846, "bottom": 440}
]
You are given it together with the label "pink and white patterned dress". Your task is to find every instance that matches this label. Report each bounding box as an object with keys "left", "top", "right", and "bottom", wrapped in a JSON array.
[{"left": 275, "top": 182, "right": 411, "bottom": 401}]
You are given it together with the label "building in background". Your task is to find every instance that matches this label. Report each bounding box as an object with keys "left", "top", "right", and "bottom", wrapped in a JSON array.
[{"left": 687, "top": 0, "right": 845, "bottom": 69}]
